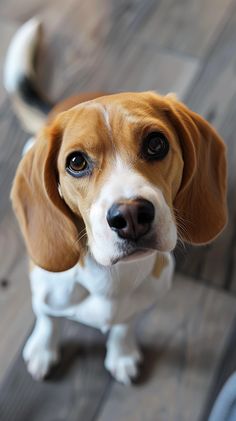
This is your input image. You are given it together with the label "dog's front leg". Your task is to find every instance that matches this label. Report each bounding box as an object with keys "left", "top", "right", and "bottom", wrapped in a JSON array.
[
  {"left": 23, "top": 314, "right": 60, "bottom": 381},
  {"left": 104, "top": 322, "right": 142, "bottom": 385}
]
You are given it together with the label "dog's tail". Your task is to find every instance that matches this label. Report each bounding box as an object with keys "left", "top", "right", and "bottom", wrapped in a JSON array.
[{"left": 3, "top": 19, "right": 54, "bottom": 134}]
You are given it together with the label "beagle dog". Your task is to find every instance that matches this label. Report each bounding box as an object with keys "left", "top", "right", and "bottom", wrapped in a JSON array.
[{"left": 4, "top": 19, "right": 227, "bottom": 384}]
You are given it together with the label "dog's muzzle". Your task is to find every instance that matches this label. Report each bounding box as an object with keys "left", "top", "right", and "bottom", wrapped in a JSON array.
[{"left": 106, "top": 198, "right": 155, "bottom": 241}]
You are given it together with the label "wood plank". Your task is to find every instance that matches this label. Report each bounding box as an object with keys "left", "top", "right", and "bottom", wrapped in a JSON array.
[
  {"left": 135, "top": 0, "right": 234, "bottom": 58},
  {"left": 85, "top": 43, "right": 199, "bottom": 98},
  {"left": 0, "top": 321, "right": 110, "bottom": 421},
  {"left": 0, "top": 24, "right": 28, "bottom": 220},
  {"left": 97, "top": 274, "right": 236, "bottom": 421},
  {"left": 0, "top": 106, "right": 27, "bottom": 220},
  {"left": 0, "top": 210, "right": 25, "bottom": 281},
  {"left": 0, "top": 211, "right": 32, "bottom": 382},
  {"left": 0, "top": 0, "right": 55, "bottom": 21},
  {"left": 26, "top": 0, "right": 199, "bottom": 100}
]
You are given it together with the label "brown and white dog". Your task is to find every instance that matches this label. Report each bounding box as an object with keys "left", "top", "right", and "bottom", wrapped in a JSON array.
[{"left": 4, "top": 19, "right": 227, "bottom": 384}]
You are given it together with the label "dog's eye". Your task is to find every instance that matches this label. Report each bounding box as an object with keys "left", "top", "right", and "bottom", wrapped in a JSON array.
[
  {"left": 66, "top": 152, "right": 89, "bottom": 177},
  {"left": 142, "top": 132, "right": 169, "bottom": 160}
]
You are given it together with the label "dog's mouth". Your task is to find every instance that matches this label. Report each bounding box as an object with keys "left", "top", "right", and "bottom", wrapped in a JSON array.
[
  {"left": 111, "top": 239, "right": 156, "bottom": 265},
  {"left": 118, "top": 248, "right": 155, "bottom": 263}
]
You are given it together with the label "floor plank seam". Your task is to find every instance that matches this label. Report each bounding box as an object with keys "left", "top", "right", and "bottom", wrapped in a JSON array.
[
  {"left": 89, "top": 377, "right": 113, "bottom": 421},
  {"left": 223, "top": 212, "right": 236, "bottom": 290}
]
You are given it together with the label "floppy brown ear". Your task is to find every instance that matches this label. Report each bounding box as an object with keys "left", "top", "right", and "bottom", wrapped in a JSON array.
[
  {"left": 167, "top": 98, "right": 227, "bottom": 244},
  {"left": 11, "top": 122, "right": 83, "bottom": 271}
]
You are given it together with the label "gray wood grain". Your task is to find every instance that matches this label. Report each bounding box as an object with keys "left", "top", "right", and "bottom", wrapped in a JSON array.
[
  {"left": 0, "top": 321, "right": 110, "bottom": 421},
  {"left": 0, "top": 211, "right": 32, "bottom": 381},
  {"left": 97, "top": 275, "right": 236, "bottom": 421},
  {"left": 33, "top": 0, "right": 200, "bottom": 100},
  {"left": 132, "top": 0, "right": 234, "bottom": 58}
]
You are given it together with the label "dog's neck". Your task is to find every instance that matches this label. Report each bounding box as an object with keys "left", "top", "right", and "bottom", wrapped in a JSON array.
[{"left": 75, "top": 250, "right": 169, "bottom": 299}]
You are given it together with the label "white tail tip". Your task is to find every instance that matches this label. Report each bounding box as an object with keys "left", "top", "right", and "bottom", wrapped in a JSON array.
[{"left": 4, "top": 18, "right": 41, "bottom": 94}]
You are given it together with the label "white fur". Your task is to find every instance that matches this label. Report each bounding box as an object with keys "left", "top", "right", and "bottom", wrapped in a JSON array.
[
  {"left": 4, "top": 19, "right": 46, "bottom": 133},
  {"left": 105, "top": 323, "right": 142, "bottom": 384},
  {"left": 25, "top": 252, "right": 174, "bottom": 382},
  {"left": 22, "top": 136, "right": 35, "bottom": 155},
  {"left": 87, "top": 102, "right": 112, "bottom": 133},
  {"left": 88, "top": 156, "right": 177, "bottom": 266},
  {"left": 4, "top": 18, "right": 40, "bottom": 93},
  {"left": 23, "top": 316, "right": 59, "bottom": 381},
  {"left": 106, "top": 103, "right": 140, "bottom": 124}
]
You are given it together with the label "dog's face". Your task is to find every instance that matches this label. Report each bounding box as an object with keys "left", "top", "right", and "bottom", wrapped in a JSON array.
[
  {"left": 11, "top": 92, "right": 227, "bottom": 271},
  {"left": 57, "top": 93, "right": 182, "bottom": 266}
]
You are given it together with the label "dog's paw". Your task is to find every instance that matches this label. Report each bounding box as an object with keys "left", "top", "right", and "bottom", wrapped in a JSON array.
[
  {"left": 23, "top": 339, "right": 59, "bottom": 381},
  {"left": 105, "top": 349, "right": 142, "bottom": 385}
]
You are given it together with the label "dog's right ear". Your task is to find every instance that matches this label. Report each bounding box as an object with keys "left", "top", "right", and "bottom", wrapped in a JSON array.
[
  {"left": 165, "top": 96, "right": 227, "bottom": 245},
  {"left": 11, "top": 119, "right": 83, "bottom": 272}
]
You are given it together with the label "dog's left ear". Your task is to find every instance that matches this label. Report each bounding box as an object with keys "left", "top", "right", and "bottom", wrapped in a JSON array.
[{"left": 166, "top": 97, "right": 227, "bottom": 244}]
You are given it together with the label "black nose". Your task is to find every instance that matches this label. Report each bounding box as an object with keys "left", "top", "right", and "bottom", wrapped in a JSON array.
[{"left": 106, "top": 198, "right": 155, "bottom": 241}]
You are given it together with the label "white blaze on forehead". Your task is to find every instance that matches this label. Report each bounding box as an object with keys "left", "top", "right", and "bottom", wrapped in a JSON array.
[
  {"left": 106, "top": 103, "right": 140, "bottom": 125},
  {"left": 95, "top": 156, "right": 164, "bottom": 208},
  {"left": 98, "top": 156, "right": 143, "bottom": 203},
  {"left": 73, "top": 101, "right": 112, "bottom": 133},
  {"left": 82, "top": 102, "right": 112, "bottom": 133},
  {"left": 86, "top": 102, "right": 140, "bottom": 131},
  {"left": 102, "top": 107, "right": 111, "bottom": 131},
  {"left": 73, "top": 100, "right": 139, "bottom": 132}
]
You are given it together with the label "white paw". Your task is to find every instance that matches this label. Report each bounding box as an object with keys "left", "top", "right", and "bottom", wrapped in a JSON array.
[
  {"left": 105, "top": 350, "right": 142, "bottom": 385},
  {"left": 23, "top": 339, "right": 59, "bottom": 381}
]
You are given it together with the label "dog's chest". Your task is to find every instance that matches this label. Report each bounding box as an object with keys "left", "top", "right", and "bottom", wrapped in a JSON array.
[
  {"left": 30, "top": 253, "right": 157, "bottom": 318},
  {"left": 77, "top": 252, "right": 157, "bottom": 297}
]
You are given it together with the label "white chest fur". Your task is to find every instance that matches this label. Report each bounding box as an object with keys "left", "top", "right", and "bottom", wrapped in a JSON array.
[{"left": 30, "top": 252, "right": 174, "bottom": 331}]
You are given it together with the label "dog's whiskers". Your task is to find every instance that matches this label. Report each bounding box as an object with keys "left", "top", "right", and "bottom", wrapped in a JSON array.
[
  {"left": 172, "top": 207, "right": 192, "bottom": 249},
  {"left": 75, "top": 228, "right": 87, "bottom": 245}
]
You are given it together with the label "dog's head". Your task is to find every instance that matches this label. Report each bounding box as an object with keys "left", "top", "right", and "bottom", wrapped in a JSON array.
[{"left": 11, "top": 92, "right": 227, "bottom": 271}]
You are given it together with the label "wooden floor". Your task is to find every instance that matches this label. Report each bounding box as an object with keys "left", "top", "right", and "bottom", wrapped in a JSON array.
[{"left": 1, "top": 1, "right": 236, "bottom": 420}]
